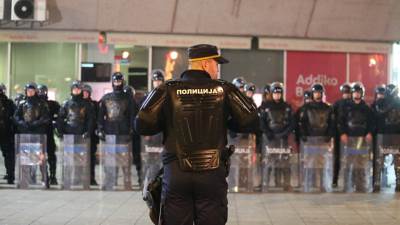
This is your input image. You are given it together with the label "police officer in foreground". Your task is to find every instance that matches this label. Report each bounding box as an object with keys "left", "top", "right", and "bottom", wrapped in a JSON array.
[
  {"left": 135, "top": 44, "right": 259, "bottom": 225},
  {"left": 37, "top": 84, "right": 61, "bottom": 185},
  {"left": 332, "top": 83, "right": 352, "bottom": 187},
  {"left": 82, "top": 84, "right": 99, "bottom": 185},
  {"left": 0, "top": 84, "right": 16, "bottom": 184}
]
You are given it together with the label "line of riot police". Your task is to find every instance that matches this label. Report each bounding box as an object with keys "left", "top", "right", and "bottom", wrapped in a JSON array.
[
  {"left": 0, "top": 71, "right": 144, "bottom": 190},
  {"left": 228, "top": 77, "right": 400, "bottom": 193},
  {"left": 1, "top": 72, "right": 399, "bottom": 192}
]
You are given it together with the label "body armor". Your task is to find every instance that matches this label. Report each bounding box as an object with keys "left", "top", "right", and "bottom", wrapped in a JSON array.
[
  {"left": 58, "top": 97, "right": 93, "bottom": 135},
  {"left": 300, "top": 102, "right": 334, "bottom": 137},
  {"left": 261, "top": 101, "right": 292, "bottom": 136},
  {"left": 136, "top": 70, "right": 258, "bottom": 172},
  {"left": 339, "top": 100, "right": 373, "bottom": 136},
  {"left": 14, "top": 96, "right": 50, "bottom": 134},
  {"left": 98, "top": 91, "right": 136, "bottom": 135}
]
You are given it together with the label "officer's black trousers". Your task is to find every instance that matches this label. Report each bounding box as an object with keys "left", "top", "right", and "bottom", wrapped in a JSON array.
[
  {"left": 47, "top": 135, "right": 57, "bottom": 178},
  {"left": 162, "top": 161, "right": 228, "bottom": 225},
  {"left": 0, "top": 137, "right": 15, "bottom": 179}
]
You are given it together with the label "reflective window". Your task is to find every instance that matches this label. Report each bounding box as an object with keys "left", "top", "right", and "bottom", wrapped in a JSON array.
[
  {"left": 220, "top": 50, "right": 284, "bottom": 90},
  {"left": 10, "top": 43, "right": 78, "bottom": 102}
]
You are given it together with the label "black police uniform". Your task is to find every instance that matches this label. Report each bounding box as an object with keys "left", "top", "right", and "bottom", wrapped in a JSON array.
[
  {"left": 294, "top": 91, "right": 312, "bottom": 143},
  {"left": 98, "top": 78, "right": 137, "bottom": 136},
  {"left": 260, "top": 89, "right": 294, "bottom": 188},
  {"left": 14, "top": 85, "right": 51, "bottom": 187},
  {"left": 298, "top": 88, "right": 335, "bottom": 191},
  {"left": 57, "top": 92, "right": 94, "bottom": 137},
  {"left": 0, "top": 88, "right": 16, "bottom": 184},
  {"left": 338, "top": 98, "right": 374, "bottom": 192},
  {"left": 85, "top": 96, "right": 99, "bottom": 184},
  {"left": 14, "top": 95, "right": 50, "bottom": 134},
  {"left": 299, "top": 101, "right": 335, "bottom": 141},
  {"left": 332, "top": 84, "right": 352, "bottom": 186},
  {"left": 38, "top": 85, "right": 61, "bottom": 184},
  {"left": 136, "top": 70, "right": 258, "bottom": 225},
  {"left": 372, "top": 93, "right": 400, "bottom": 191}
]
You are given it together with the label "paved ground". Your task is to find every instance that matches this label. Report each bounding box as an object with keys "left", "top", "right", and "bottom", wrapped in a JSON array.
[{"left": 0, "top": 189, "right": 398, "bottom": 225}]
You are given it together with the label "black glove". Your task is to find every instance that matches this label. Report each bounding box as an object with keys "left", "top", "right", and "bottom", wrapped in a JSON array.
[
  {"left": 82, "top": 132, "right": 89, "bottom": 139},
  {"left": 301, "top": 136, "right": 307, "bottom": 142},
  {"left": 96, "top": 129, "right": 106, "bottom": 141}
]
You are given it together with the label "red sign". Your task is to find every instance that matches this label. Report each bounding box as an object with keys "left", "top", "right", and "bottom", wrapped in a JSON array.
[
  {"left": 286, "top": 51, "right": 347, "bottom": 109},
  {"left": 349, "top": 53, "right": 388, "bottom": 104}
]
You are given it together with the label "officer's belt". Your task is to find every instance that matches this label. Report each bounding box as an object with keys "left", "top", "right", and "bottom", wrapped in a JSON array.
[{"left": 163, "top": 149, "right": 221, "bottom": 172}]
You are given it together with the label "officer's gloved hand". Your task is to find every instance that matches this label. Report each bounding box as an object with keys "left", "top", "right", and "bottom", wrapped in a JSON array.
[
  {"left": 82, "top": 132, "right": 89, "bottom": 139},
  {"left": 57, "top": 133, "right": 64, "bottom": 140},
  {"left": 96, "top": 129, "right": 106, "bottom": 141},
  {"left": 267, "top": 133, "right": 274, "bottom": 141},
  {"left": 301, "top": 136, "right": 307, "bottom": 142}
]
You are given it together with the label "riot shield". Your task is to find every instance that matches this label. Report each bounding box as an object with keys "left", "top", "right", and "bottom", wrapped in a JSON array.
[
  {"left": 99, "top": 135, "right": 132, "bottom": 191},
  {"left": 375, "top": 134, "right": 400, "bottom": 191},
  {"left": 61, "top": 135, "right": 90, "bottom": 190},
  {"left": 261, "top": 134, "right": 299, "bottom": 192},
  {"left": 300, "top": 136, "right": 333, "bottom": 192},
  {"left": 227, "top": 133, "right": 257, "bottom": 192},
  {"left": 141, "top": 134, "right": 163, "bottom": 188},
  {"left": 15, "top": 134, "right": 48, "bottom": 189},
  {"left": 339, "top": 136, "right": 372, "bottom": 193}
]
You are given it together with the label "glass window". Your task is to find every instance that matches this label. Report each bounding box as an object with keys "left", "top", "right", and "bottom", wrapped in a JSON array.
[
  {"left": 115, "top": 45, "right": 149, "bottom": 92},
  {"left": 220, "top": 50, "right": 284, "bottom": 89},
  {"left": 10, "top": 43, "right": 78, "bottom": 103},
  {"left": 152, "top": 47, "right": 188, "bottom": 80},
  {"left": 81, "top": 44, "right": 150, "bottom": 100},
  {"left": 0, "top": 43, "right": 8, "bottom": 86}
]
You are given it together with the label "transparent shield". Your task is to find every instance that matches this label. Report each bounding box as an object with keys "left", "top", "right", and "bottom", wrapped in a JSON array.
[
  {"left": 339, "top": 136, "right": 372, "bottom": 193},
  {"left": 141, "top": 134, "right": 163, "bottom": 188},
  {"left": 300, "top": 136, "right": 333, "bottom": 193},
  {"left": 261, "top": 134, "right": 299, "bottom": 192},
  {"left": 99, "top": 135, "right": 132, "bottom": 191},
  {"left": 227, "top": 133, "right": 257, "bottom": 192},
  {"left": 375, "top": 134, "right": 400, "bottom": 192},
  {"left": 61, "top": 135, "right": 90, "bottom": 190},
  {"left": 15, "top": 134, "right": 47, "bottom": 189}
]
